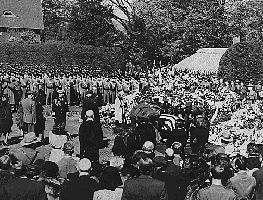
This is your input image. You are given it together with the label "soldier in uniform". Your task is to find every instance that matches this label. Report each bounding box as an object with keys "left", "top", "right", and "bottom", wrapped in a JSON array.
[
  {"left": 235, "top": 80, "right": 241, "bottom": 94},
  {"left": 45, "top": 75, "right": 55, "bottom": 106},
  {"left": 79, "top": 77, "right": 89, "bottom": 106},
  {"left": 102, "top": 78, "right": 110, "bottom": 105},
  {"left": 62, "top": 75, "right": 71, "bottom": 106},
  {"left": 14, "top": 77, "right": 21, "bottom": 112},
  {"left": 20, "top": 74, "right": 29, "bottom": 100},
  {"left": 122, "top": 79, "right": 130, "bottom": 95},
  {"left": 239, "top": 81, "right": 247, "bottom": 100},
  {"left": 247, "top": 82, "right": 257, "bottom": 103},
  {"left": 109, "top": 78, "right": 117, "bottom": 104},
  {"left": 116, "top": 77, "right": 123, "bottom": 95}
]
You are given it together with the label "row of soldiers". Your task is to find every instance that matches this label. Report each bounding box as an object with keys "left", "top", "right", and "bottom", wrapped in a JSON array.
[{"left": 0, "top": 72, "right": 145, "bottom": 110}]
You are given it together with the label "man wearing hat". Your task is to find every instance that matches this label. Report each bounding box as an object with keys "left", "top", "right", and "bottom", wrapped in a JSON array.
[
  {"left": 21, "top": 91, "right": 36, "bottom": 134},
  {"left": 9, "top": 132, "right": 44, "bottom": 166}
]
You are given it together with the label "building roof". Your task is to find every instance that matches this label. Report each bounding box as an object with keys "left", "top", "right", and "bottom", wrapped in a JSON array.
[
  {"left": 0, "top": 0, "right": 44, "bottom": 30},
  {"left": 174, "top": 48, "right": 228, "bottom": 73}
]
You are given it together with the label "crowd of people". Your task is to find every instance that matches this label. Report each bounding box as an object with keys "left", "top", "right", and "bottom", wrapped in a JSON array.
[{"left": 0, "top": 62, "right": 263, "bottom": 200}]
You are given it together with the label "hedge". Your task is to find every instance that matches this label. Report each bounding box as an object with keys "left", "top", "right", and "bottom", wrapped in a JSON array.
[
  {"left": 218, "top": 42, "right": 263, "bottom": 83},
  {"left": 0, "top": 42, "right": 125, "bottom": 69}
]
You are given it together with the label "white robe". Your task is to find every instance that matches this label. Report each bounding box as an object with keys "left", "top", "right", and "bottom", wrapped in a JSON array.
[{"left": 114, "top": 97, "right": 123, "bottom": 123}]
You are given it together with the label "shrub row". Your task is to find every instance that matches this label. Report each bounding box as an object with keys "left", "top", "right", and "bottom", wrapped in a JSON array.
[{"left": 0, "top": 42, "right": 125, "bottom": 69}]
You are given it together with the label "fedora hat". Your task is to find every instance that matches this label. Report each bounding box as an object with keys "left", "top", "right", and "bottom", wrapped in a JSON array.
[{"left": 20, "top": 132, "right": 41, "bottom": 146}]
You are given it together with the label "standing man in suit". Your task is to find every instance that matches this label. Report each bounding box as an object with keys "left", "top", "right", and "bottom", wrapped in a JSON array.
[
  {"left": 79, "top": 110, "right": 102, "bottom": 162},
  {"left": 21, "top": 91, "right": 36, "bottom": 134},
  {"left": 121, "top": 157, "right": 168, "bottom": 200}
]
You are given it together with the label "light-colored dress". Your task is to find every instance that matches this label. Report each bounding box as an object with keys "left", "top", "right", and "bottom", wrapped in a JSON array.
[
  {"left": 93, "top": 188, "right": 123, "bottom": 200},
  {"left": 49, "top": 131, "right": 67, "bottom": 163},
  {"left": 114, "top": 97, "right": 123, "bottom": 123}
]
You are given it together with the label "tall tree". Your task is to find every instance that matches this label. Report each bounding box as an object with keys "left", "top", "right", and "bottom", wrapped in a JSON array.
[
  {"left": 133, "top": 0, "right": 232, "bottom": 63},
  {"left": 42, "top": 0, "right": 73, "bottom": 41},
  {"left": 68, "top": 0, "right": 118, "bottom": 46}
]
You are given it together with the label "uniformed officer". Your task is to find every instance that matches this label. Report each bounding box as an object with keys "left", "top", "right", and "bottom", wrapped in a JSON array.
[
  {"left": 109, "top": 78, "right": 117, "bottom": 104},
  {"left": 45, "top": 75, "right": 55, "bottom": 106},
  {"left": 102, "top": 78, "right": 110, "bottom": 105}
]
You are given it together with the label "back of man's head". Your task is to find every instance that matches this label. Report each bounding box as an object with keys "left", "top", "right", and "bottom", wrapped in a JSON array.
[
  {"left": 138, "top": 157, "right": 153, "bottom": 175},
  {"left": 234, "top": 156, "right": 247, "bottom": 171}
]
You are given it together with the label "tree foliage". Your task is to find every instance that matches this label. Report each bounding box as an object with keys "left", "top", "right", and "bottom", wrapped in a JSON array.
[
  {"left": 133, "top": 0, "right": 232, "bottom": 64},
  {"left": 68, "top": 0, "right": 119, "bottom": 46},
  {"left": 218, "top": 42, "right": 263, "bottom": 82},
  {"left": 225, "top": 0, "right": 263, "bottom": 42},
  {"left": 42, "top": 0, "right": 73, "bottom": 41}
]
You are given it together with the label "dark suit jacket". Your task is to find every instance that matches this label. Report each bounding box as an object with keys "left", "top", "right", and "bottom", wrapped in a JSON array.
[
  {"left": 60, "top": 175, "right": 99, "bottom": 200},
  {"left": 121, "top": 175, "right": 168, "bottom": 200},
  {"left": 79, "top": 120, "right": 102, "bottom": 148},
  {"left": 2, "top": 177, "right": 47, "bottom": 200},
  {"left": 153, "top": 170, "right": 180, "bottom": 200}
]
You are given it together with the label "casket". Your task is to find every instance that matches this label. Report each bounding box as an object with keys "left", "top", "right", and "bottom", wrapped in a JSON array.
[{"left": 130, "top": 102, "right": 161, "bottom": 120}]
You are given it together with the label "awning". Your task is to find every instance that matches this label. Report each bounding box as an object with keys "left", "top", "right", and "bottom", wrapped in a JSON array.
[{"left": 174, "top": 48, "right": 228, "bottom": 73}]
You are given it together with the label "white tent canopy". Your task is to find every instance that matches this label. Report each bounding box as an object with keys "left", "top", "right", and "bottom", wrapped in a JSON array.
[{"left": 174, "top": 48, "right": 228, "bottom": 73}]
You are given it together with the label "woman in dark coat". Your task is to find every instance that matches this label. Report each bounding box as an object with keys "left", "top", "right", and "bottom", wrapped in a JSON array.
[{"left": 0, "top": 94, "right": 13, "bottom": 145}]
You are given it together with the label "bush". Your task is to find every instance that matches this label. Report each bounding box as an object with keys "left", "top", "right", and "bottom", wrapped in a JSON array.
[
  {"left": 218, "top": 42, "right": 263, "bottom": 83},
  {"left": 0, "top": 42, "right": 125, "bottom": 70}
]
